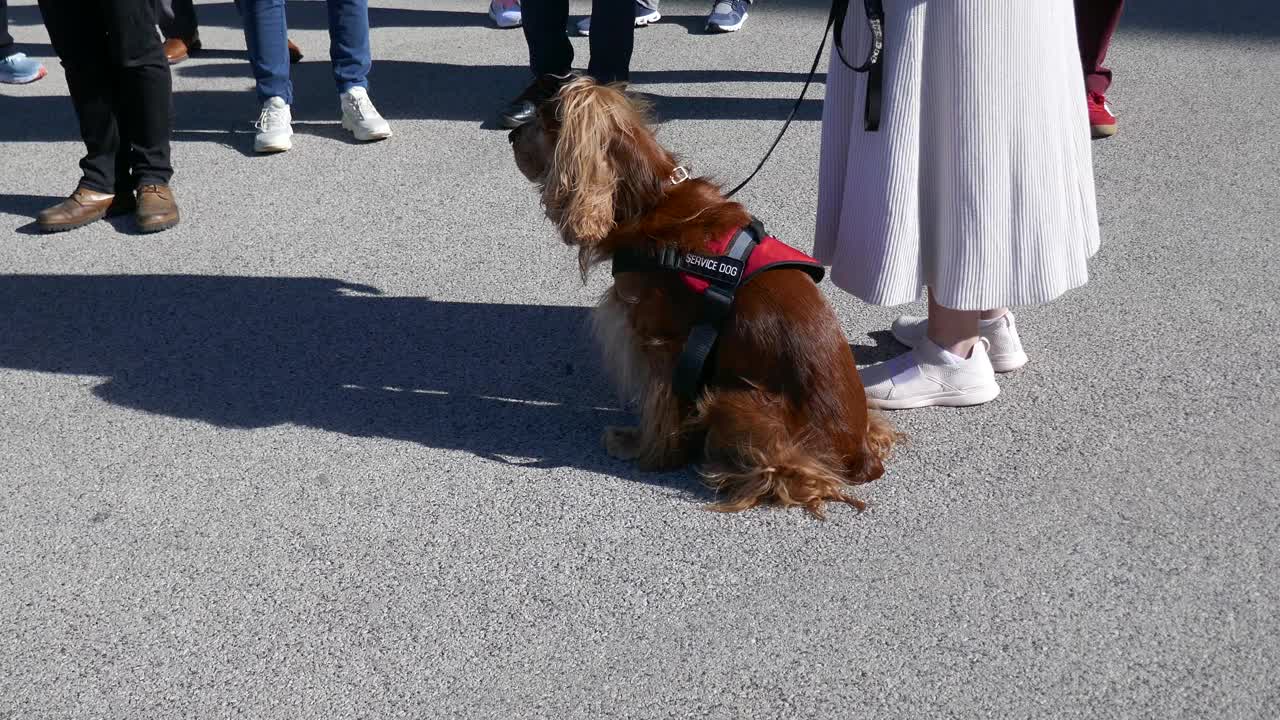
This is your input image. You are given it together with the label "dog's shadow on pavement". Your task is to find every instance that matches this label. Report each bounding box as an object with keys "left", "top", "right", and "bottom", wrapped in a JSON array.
[{"left": 0, "top": 274, "right": 705, "bottom": 497}]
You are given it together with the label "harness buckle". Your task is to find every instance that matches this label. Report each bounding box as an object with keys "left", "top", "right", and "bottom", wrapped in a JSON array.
[{"left": 668, "top": 166, "right": 691, "bottom": 185}]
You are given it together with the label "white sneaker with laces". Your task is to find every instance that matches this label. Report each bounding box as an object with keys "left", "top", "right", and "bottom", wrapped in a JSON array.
[
  {"left": 340, "top": 86, "right": 392, "bottom": 142},
  {"left": 253, "top": 96, "right": 294, "bottom": 153},
  {"left": 861, "top": 337, "right": 1000, "bottom": 410},
  {"left": 891, "top": 311, "right": 1029, "bottom": 372}
]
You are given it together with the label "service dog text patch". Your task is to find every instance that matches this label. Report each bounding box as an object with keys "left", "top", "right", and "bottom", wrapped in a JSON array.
[{"left": 679, "top": 253, "right": 745, "bottom": 287}]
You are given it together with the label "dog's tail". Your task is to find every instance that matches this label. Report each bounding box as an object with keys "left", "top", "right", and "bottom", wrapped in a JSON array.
[
  {"left": 702, "top": 436, "right": 865, "bottom": 519},
  {"left": 694, "top": 391, "right": 895, "bottom": 518}
]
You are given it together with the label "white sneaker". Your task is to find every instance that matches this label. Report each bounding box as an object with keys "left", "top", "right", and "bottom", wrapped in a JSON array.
[
  {"left": 891, "top": 311, "right": 1029, "bottom": 373},
  {"left": 488, "top": 0, "right": 522, "bottom": 28},
  {"left": 253, "top": 96, "right": 293, "bottom": 153},
  {"left": 861, "top": 338, "right": 1000, "bottom": 410},
  {"left": 340, "top": 87, "right": 392, "bottom": 142}
]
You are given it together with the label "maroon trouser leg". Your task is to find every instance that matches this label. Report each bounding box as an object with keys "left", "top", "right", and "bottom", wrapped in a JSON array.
[{"left": 1075, "top": 0, "right": 1125, "bottom": 95}]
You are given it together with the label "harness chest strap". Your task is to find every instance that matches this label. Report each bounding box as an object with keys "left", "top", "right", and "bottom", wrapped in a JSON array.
[{"left": 611, "top": 219, "right": 825, "bottom": 399}]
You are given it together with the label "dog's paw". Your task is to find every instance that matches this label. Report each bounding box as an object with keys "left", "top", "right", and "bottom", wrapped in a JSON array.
[{"left": 603, "top": 426, "right": 643, "bottom": 461}]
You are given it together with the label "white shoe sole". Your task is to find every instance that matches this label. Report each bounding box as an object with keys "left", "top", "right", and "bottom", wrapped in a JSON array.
[
  {"left": 890, "top": 325, "right": 1028, "bottom": 373},
  {"left": 706, "top": 11, "right": 747, "bottom": 32},
  {"left": 254, "top": 133, "right": 293, "bottom": 153},
  {"left": 343, "top": 118, "right": 392, "bottom": 142},
  {"left": 867, "top": 382, "right": 1000, "bottom": 410},
  {"left": 579, "top": 11, "right": 660, "bottom": 36},
  {"left": 489, "top": 9, "right": 521, "bottom": 28}
]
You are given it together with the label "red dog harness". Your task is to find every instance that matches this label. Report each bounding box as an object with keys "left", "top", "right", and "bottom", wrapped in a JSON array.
[{"left": 612, "top": 218, "right": 824, "bottom": 399}]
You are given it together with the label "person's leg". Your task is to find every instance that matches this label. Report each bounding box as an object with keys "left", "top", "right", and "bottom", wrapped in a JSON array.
[
  {"left": 587, "top": 0, "right": 633, "bottom": 83},
  {"left": 37, "top": 0, "right": 119, "bottom": 193},
  {"left": 521, "top": 0, "right": 571, "bottom": 76},
  {"left": 156, "top": 0, "right": 199, "bottom": 40},
  {"left": 328, "top": 0, "right": 389, "bottom": 140},
  {"left": 497, "top": 0, "right": 571, "bottom": 128},
  {"left": 926, "top": 289, "right": 981, "bottom": 357},
  {"left": 236, "top": 0, "right": 292, "bottom": 104},
  {"left": 104, "top": 0, "right": 173, "bottom": 189},
  {"left": 1, "top": 0, "right": 14, "bottom": 51},
  {"left": 326, "top": 0, "right": 370, "bottom": 94},
  {"left": 1074, "top": 0, "right": 1124, "bottom": 95}
]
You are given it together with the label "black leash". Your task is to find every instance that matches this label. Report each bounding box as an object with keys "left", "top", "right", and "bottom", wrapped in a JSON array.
[{"left": 724, "top": 0, "right": 886, "bottom": 199}]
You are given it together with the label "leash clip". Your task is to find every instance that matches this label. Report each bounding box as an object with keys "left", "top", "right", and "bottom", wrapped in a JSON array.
[{"left": 669, "top": 166, "right": 690, "bottom": 185}]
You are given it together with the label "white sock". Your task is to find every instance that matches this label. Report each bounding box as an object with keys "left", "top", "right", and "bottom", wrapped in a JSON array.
[
  {"left": 979, "top": 313, "right": 1007, "bottom": 328},
  {"left": 938, "top": 348, "right": 967, "bottom": 365}
]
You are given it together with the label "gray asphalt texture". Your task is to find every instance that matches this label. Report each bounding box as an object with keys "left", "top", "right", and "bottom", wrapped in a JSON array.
[{"left": 2, "top": 0, "right": 1278, "bottom": 717}]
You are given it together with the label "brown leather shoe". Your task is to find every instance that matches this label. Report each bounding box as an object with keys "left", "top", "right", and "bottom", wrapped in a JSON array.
[
  {"left": 288, "top": 39, "right": 303, "bottom": 64},
  {"left": 163, "top": 35, "right": 201, "bottom": 64},
  {"left": 37, "top": 187, "right": 117, "bottom": 233},
  {"left": 135, "top": 184, "right": 180, "bottom": 233}
]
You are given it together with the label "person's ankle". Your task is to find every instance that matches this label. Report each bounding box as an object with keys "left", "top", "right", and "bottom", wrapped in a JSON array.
[{"left": 927, "top": 332, "right": 979, "bottom": 359}]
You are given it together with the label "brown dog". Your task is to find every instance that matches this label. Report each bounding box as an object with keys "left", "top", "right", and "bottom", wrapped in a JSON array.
[{"left": 511, "top": 77, "right": 895, "bottom": 516}]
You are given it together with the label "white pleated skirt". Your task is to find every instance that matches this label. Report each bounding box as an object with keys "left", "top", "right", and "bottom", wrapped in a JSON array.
[{"left": 814, "top": 0, "right": 1101, "bottom": 310}]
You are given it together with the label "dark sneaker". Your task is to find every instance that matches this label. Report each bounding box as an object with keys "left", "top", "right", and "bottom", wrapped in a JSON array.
[
  {"left": 498, "top": 73, "right": 573, "bottom": 129},
  {"left": 706, "top": 0, "right": 749, "bottom": 32},
  {"left": 577, "top": 2, "right": 661, "bottom": 35}
]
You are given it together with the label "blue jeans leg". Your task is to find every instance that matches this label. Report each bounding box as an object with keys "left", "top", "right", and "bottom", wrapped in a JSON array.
[
  {"left": 327, "top": 0, "right": 370, "bottom": 94},
  {"left": 237, "top": 0, "right": 291, "bottom": 104}
]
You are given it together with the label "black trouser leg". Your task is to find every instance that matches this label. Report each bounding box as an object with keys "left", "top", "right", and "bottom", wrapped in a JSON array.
[
  {"left": 1, "top": 0, "right": 15, "bottom": 51},
  {"left": 38, "top": 0, "right": 121, "bottom": 192},
  {"left": 521, "top": 0, "right": 572, "bottom": 77},
  {"left": 155, "top": 0, "right": 198, "bottom": 40},
  {"left": 106, "top": 0, "right": 173, "bottom": 187},
  {"left": 587, "top": 0, "right": 633, "bottom": 83}
]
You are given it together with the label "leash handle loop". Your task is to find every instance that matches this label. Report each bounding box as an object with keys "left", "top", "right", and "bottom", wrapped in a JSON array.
[{"left": 725, "top": 0, "right": 885, "bottom": 199}]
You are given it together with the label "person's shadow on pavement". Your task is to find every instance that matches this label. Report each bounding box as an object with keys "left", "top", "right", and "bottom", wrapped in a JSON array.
[{"left": 0, "top": 273, "right": 706, "bottom": 497}]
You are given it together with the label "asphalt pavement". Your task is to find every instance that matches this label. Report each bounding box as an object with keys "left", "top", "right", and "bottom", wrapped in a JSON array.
[{"left": 1, "top": 0, "right": 1278, "bottom": 717}]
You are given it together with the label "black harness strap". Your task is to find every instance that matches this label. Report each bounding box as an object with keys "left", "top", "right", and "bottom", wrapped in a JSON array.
[{"left": 612, "top": 220, "right": 766, "bottom": 400}]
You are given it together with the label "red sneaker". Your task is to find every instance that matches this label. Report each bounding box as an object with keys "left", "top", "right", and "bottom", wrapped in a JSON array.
[{"left": 1088, "top": 91, "right": 1117, "bottom": 138}]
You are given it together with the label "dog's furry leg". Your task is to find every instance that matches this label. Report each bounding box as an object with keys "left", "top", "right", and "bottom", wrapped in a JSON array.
[
  {"left": 603, "top": 426, "right": 643, "bottom": 460},
  {"left": 632, "top": 376, "right": 689, "bottom": 471}
]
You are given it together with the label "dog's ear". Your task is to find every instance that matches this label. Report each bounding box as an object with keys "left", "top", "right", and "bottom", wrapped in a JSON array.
[{"left": 544, "top": 78, "right": 667, "bottom": 244}]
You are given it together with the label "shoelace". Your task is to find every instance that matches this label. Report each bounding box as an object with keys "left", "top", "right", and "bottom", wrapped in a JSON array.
[
  {"left": 345, "top": 94, "right": 378, "bottom": 121},
  {"left": 712, "top": 0, "right": 740, "bottom": 16},
  {"left": 255, "top": 105, "right": 288, "bottom": 131}
]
